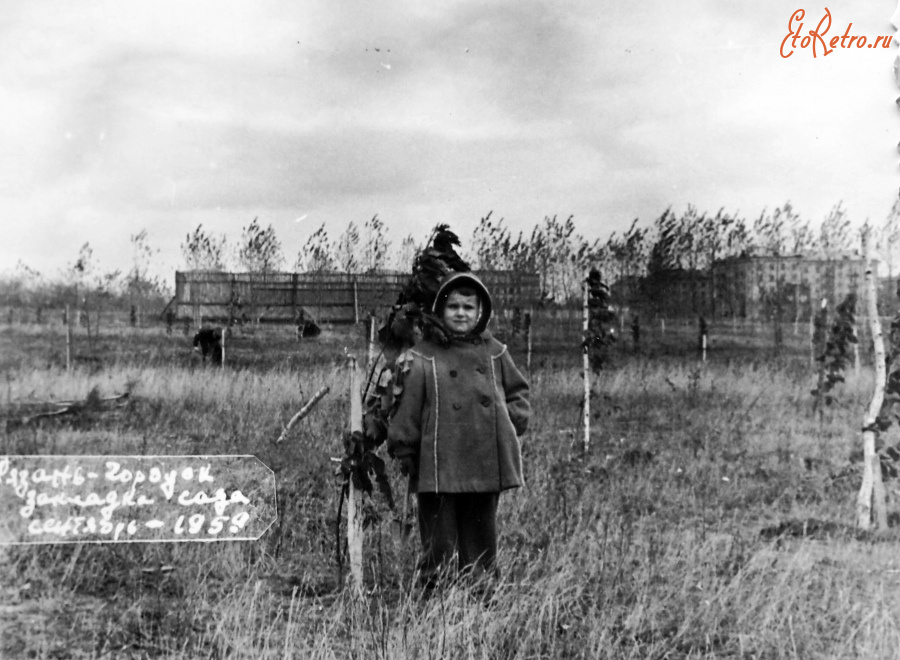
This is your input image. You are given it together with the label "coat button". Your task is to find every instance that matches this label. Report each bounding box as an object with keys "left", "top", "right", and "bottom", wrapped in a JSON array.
[
  {"left": 480, "top": 397, "right": 491, "bottom": 407},
  {"left": 449, "top": 370, "right": 457, "bottom": 377},
  {"left": 453, "top": 403, "right": 461, "bottom": 410}
]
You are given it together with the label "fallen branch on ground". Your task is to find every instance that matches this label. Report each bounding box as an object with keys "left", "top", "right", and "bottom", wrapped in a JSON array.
[
  {"left": 7, "top": 390, "right": 131, "bottom": 428},
  {"left": 274, "top": 386, "right": 330, "bottom": 444}
]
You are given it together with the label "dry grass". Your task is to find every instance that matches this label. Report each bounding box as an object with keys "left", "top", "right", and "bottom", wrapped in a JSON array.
[{"left": 1, "top": 321, "right": 898, "bottom": 658}]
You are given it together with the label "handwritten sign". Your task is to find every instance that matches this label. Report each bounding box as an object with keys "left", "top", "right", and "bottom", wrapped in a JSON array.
[{"left": 0, "top": 455, "right": 276, "bottom": 545}]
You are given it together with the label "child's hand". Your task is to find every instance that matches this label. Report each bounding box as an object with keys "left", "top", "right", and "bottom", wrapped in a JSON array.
[{"left": 399, "top": 456, "right": 418, "bottom": 479}]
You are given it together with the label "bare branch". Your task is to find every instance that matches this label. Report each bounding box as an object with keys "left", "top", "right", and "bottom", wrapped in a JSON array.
[{"left": 274, "top": 386, "right": 331, "bottom": 444}]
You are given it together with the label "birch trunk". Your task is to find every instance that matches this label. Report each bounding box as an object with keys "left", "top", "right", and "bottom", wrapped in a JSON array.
[
  {"left": 857, "top": 235, "right": 888, "bottom": 530},
  {"left": 347, "top": 356, "right": 365, "bottom": 594}
]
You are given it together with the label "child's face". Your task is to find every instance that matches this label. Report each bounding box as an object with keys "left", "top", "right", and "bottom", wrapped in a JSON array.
[{"left": 442, "top": 291, "right": 481, "bottom": 335}]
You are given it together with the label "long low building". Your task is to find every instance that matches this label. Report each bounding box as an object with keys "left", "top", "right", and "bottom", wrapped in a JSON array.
[{"left": 174, "top": 270, "right": 542, "bottom": 324}]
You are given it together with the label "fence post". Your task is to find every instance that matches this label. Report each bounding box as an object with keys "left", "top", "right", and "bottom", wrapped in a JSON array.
[
  {"left": 699, "top": 317, "right": 708, "bottom": 360},
  {"left": 65, "top": 304, "right": 71, "bottom": 373},
  {"left": 221, "top": 326, "right": 226, "bottom": 369},
  {"left": 809, "top": 310, "right": 815, "bottom": 368},
  {"left": 812, "top": 298, "right": 827, "bottom": 370},
  {"left": 353, "top": 277, "right": 359, "bottom": 325},
  {"left": 582, "top": 275, "right": 590, "bottom": 452},
  {"left": 347, "top": 356, "right": 364, "bottom": 596}
]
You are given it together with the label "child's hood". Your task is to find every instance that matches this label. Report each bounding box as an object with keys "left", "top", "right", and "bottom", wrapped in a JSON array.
[{"left": 432, "top": 271, "right": 493, "bottom": 337}]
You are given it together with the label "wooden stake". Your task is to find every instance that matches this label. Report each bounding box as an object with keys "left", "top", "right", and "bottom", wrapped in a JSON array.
[
  {"left": 353, "top": 278, "right": 359, "bottom": 325},
  {"left": 65, "top": 304, "right": 71, "bottom": 374},
  {"left": 347, "top": 356, "right": 365, "bottom": 595},
  {"left": 367, "top": 315, "right": 376, "bottom": 372},
  {"left": 221, "top": 326, "right": 226, "bottom": 369},
  {"left": 582, "top": 275, "right": 590, "bottom": 452},
  {"left": 809, "top": 306, "right": 815, "bottom": 369}
]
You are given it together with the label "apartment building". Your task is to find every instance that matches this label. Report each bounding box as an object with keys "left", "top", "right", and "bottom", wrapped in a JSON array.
[{"left": 711, "top": 254, "right": 867, "bottom": 320}]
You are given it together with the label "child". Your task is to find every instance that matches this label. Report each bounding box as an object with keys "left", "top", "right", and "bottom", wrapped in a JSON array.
[{"left": 387, "top": 272, "right": 531, "bottom": 586}]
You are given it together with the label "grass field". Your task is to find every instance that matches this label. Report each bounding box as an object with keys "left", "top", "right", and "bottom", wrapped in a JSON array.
[{"left": 1, "top": 318, "right": 899, "bottom": 659}]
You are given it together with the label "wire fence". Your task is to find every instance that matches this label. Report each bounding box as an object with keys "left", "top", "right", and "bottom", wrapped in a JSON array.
[{"left": 2, "top": 300, "right": 887, "bottom": 373}]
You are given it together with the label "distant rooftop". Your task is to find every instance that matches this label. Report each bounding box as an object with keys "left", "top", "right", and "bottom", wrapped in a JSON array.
[{"left": 716, "top": 251, "right": 867, "bottom": 262}]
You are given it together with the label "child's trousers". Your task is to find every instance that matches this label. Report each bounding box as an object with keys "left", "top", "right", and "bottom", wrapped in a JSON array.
[{"left": 416, "top": 492, "right": 499, "bottom": 584}]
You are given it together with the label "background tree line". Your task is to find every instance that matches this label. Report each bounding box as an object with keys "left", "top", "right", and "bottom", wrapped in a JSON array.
[
  {"left": 5, "top": 199, "right": 900, "bottom": 323},
  {"left": 465, "top": 201, "right": 900, "bottom": 309},
  {"left": 1, "top": 231, "right": 169, "bottom": 333}
]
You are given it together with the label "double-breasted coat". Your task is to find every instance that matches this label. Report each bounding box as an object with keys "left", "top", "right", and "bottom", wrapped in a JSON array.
[{"left": 387, "top": 330, "right": 531, "bottom": 493}]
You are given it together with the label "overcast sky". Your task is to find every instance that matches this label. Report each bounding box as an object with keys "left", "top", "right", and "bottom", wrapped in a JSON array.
[{"left": 1, "top": 0, "right": 898, "bottom": 281}]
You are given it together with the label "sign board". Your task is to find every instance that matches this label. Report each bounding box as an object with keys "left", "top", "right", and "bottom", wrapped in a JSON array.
[{"left": 0, "top": 455, "right": 276, "bottom": 545}]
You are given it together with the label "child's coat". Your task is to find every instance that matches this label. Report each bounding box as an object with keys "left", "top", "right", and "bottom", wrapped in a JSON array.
[{"left": 387, "top": 331, "right": 530, "bottom": 493}]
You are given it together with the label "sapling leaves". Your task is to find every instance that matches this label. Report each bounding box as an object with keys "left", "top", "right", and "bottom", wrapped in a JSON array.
[
  {"left": 363, "top": 410, "right": 387, "bottom": 442},
  {"left": 584, "top": 268, "right": 617, "bottom": 370},
  {"left": 812, "top": 293, "right": 856, "bottom": 409},
  {"left": 886, "top": 369, "right": 900, "bottom": 397},
  {"left": 339, "top": 430, "right": 381, "bottom": 504},
  {"left": 365, "top": 453, "right": 395, "bottom": 510},
  {"left": 339, "top": 224, "right": 473, "bottom": 511}
]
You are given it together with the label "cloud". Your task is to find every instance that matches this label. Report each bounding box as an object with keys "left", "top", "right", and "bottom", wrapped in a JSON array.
[
  {"left": 416, "top": 1, "right": 583, "bottom": 120},
  {"left": 0, "top": 0, "right": 896, "bottom": 282}
]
